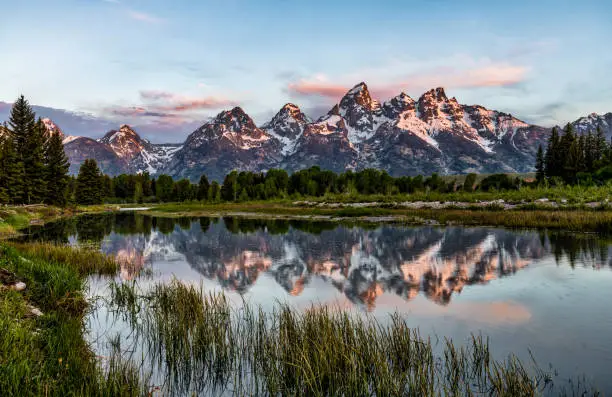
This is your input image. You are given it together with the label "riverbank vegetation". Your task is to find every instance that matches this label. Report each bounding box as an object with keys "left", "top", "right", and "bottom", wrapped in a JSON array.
[
  {"left": 103, "top": 280, "right": 598, "bottom": 396},
  {"left": 0, "top": 244, "right": 143, "bottom": 396}
]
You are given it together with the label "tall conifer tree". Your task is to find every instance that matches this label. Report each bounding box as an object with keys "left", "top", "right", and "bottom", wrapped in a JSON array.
[
  {"left": 535, "top": 145, "right": 545, "bottom": 184},
  {"left": 76, "top": 159, "right": 103, "bottom": 205},
  {"left": 44, "top": 128, "right": 70, "bottom": 206}
]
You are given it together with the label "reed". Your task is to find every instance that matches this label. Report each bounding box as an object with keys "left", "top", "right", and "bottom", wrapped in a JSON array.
[
  {"left": 0, "top": 245, "right": 145, "bottom": 396},
  {"left": 7, "top": 242, "right": 118, "bottom": 276},
  {"left": 106, "top": 280, "right": 600, "bottom": 396}
]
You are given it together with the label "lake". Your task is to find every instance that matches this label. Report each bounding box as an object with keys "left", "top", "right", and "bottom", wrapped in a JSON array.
[{"left": 24, "top": 213, "right": 612, "bottom": 394}]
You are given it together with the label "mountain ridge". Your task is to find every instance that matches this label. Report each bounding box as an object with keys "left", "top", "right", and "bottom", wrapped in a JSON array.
[{"left": 8, "top": 83, "right": 610, "bottom": 180}]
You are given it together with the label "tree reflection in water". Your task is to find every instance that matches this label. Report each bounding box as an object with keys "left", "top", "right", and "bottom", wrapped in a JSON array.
[{"left": 22, "top": 213, "right": 612, "bottom": 309}]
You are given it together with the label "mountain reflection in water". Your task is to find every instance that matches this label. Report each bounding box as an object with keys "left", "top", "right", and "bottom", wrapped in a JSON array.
[{"left": 23, "top": 213, "right": 612, "bottom": 309}]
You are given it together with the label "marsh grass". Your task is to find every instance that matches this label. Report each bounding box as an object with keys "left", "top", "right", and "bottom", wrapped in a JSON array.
[
  {"left": 7, "top": 242, "right": 118, "bottom": 276},
  {"left": 106, "top": 280, "right": 599, "bottom": 396},
  {"left": 147, "top": 202, "right": 612, "bottom": 233},
  {"left": 0, "top": 244, "right": 145, "bottom": 396}
]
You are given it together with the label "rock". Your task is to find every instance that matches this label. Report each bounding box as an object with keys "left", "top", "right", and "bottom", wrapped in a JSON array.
[
  {"left": 26, "top": 305, "right": 43, "bottom": 317},
  {"left": 12, "top": 282, "right": 26, "bottom": 291}
]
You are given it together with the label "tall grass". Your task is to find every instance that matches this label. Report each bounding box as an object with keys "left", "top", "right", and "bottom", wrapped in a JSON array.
[
  {"left": 7, "top": 242, "right": 118, "bottom": 276},
  {"left": 0, "top": 244, "right": 145, "bottom": 396},
  {"left": 106, "top": 280, "right": 599, "bottom": 396}
]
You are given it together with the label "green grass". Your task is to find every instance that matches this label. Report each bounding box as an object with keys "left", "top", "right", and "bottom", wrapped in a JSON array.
[
  {"left": 144, "top": 202, "right": 612, "bottom": 233},
  {"left": 0, "top": 244, "right": 145, "bottom": 396},
  {"left": 106, "top": 280, "right": 599, "bottom": 396},
  {"left": 7, "top": 242, "right": 118, "bottom": 276}
]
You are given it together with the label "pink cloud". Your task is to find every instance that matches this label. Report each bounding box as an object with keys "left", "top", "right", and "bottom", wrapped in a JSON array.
[
  {"left": 287, "top": 81, "right": 349, "bottom": 99},
  {"left": 139, "top": 90, "right": 237, "bottom": 111},
  {"left": 289, "top": 64, "right": 528, "bottom": 101},
  {"left": 403, "top": 65, "right": 528, "bottom": 90}
]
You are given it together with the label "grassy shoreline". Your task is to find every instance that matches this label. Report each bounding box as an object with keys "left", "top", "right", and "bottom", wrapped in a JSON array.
[
  {"left": 4, "top": 197, "right": 612, "bottom": 234},
  {"left": 142, "top": 202, "right": 612, "bottom": 233},
  {"left": 0, "top": 243, "right": 143, "bottom": 396}
]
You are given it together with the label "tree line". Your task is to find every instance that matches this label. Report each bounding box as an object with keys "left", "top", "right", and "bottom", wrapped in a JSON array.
[
  {"left": 0, "top": 96, "right": 70, "bottom": 205},
  {"left": 536, "top": 123, "right": 612, "bottom": 185},
  {"left": 72, "top": 163, "right": 530, "bottom": 205}
]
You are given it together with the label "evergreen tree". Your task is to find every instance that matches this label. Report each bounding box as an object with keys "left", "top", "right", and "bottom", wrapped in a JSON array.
[
  {"left": 585, "top": 131, "right": 595, "bottom": 172},
  {"left": 75, "top": 159, "right": 103, "bottom": 205},
  {"left": 595, "top": 126, "right": 607, "bottom": 166},
  {"left": 197, "top": 174, "right": 210, "bottom": 201},
  {"left": 156, "top": 175, "right": 174, "bottom": 202},
  {"left": 208, "top": 181, "right": 221, "bottom": 202},
  {"left": 535, "top": 145, "right": 545, "bottom": 184},
  {"left": 544, "top": 127, "right": 560, "bottom": 177},
  {"left": 577, "top": 134, "right": 586, "bottom": 173},
  {"left": 0, "top": 133, "right": 25, "bottom": 204},
  {"left": 559, "top": 124, "right": 577, "bottom": 183},
  {"left": 221, "top": 171, "right": 239, "bottom": 201},
  {"left": 44, "top": 128, "right": 70, "bottom": 206},
  {"left": 22, "top": 118, "right": 49, "bottom": 203}
]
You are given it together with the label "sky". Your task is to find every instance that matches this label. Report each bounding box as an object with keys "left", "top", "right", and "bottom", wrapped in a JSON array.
[{"left": 0, "top": 0, "right": 611, "bottom": 142}]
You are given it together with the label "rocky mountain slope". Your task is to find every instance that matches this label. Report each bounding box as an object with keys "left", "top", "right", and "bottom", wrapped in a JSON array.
[
  {"left": 167, "top": 83, "right": 551, "bottom": 179},
  {"left": 164, "top": 107, "right": 282, "bottom": 181},
  {"left": 6, "top": 82, "right": 610, "bottom": 179},
  {"left": 62, "top": 124, "right": 181, "bottom": 175},
  {"left": 572, "top": 112, "right": 612, "bottom": 136}
]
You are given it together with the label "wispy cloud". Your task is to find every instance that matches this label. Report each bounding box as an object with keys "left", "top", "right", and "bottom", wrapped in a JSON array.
[
  {"left": 102, "top": 0, "right": 120, "bottom": 3},
  {"left": 288, "top": 80, "right": 348, "bottom": 99},
  {"left": 139, "top": 90, "right": 236, "bottom": 111},
  {"left": 287, "top": 63, "right": 529, "bottom": 102},
  {"left": 98, "top": 89, "right": 238, "bottom": 126},
  {"left": 126, "top": 10, "right": 165, "bottom": 24}
]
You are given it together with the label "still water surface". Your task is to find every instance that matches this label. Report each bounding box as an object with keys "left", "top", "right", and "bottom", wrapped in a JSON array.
[{"left": 27, "top": 213, "right": 612, "bottom": 392}]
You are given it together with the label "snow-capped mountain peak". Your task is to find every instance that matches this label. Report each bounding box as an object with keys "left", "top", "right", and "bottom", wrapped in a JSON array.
[
  {"left": 572, "top": 112, "right": 612, "bottom": 136},
  {"left": 261, "top": 103, "right": 311, "bottom": 155},
  {"left": 42, "top": 118, "right": 64, "bottom": 138}
]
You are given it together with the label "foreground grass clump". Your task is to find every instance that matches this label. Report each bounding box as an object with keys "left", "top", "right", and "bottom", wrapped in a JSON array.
[
  {"left": 7, "top": 242, "right": 118, "bottom": 276},
  {"left": 0, "top": 245, "right": 144, "bottom": 396},
  {"left": 108, "top": 281, "right": 599, "bottom": 396}
]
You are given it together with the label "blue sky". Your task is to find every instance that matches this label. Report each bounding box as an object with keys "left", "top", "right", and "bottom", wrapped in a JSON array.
[{"left": 0, "top": 0, "right": 611, "bottom": 141}]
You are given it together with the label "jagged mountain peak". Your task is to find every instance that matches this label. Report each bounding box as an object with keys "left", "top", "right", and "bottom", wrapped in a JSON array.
[
  {"left": 572, "top": 111, "right": 612, "bottom": 137},
  {"left": 383, "top": 92, "right": 416, "bottom": 118},
  {"left": 276, "top": 103, "right": 309, "bottom": 123},
  {"left": 261, "top": 103, "right": 310, "bottom": 146},
  {"left": 41, "top": 118, "right": 64, "bottom": 138},
  {"left": 100, "top": 124, "right": 142, "bottom": 145},
  {"left": 213, "top": 106, "right": 258, "bottom": 132},
  {"left": 340, "top": 82, "right": 380, "bottom": 112},
  {"left": 419, "top": 87, "right": 449, "bottom": 103}
]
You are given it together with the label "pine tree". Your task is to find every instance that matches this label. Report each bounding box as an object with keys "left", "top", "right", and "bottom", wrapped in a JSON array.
[
  {"left": 197, "top": 174, "right": 210, "bottom": 201},
  {"left": 559, "top": 124, "right": 577, "bottom": 183},
  {"left": 76, "top": 159, "right": 103, "bottom": 205},
  {"left": 44, "top": 126, "right": 70, "bottom": 206},
  {"left": 21, "top": 118, "right": 49, "bottom": 203},
  {"left": 0, "top": 136, "right": 9, "bottom": 203},
  {"left": 595, "top": 126, "right": 607, "bottom": 167},
  {"left": 577, "top": 134, "right": 586, "bottom": 173},
  {"left": 535, "top": 145, "right": 545, "bottom": 184},
  {"left": 545, "top": 127, "right": 560, "bottom": 177},
  {"left": 585, "top": 131, "right": 595, "bottom": 172},
  {"left": 6, "top": 96, "right": 36, "bottom": 203},
  {"left": 0, "top": 132, "right": 25, "bottom": 204}
]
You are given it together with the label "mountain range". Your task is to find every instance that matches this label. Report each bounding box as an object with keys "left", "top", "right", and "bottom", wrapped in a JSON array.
[{"left": 3, "top": 83, "right": 611, "bottom": 180}]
